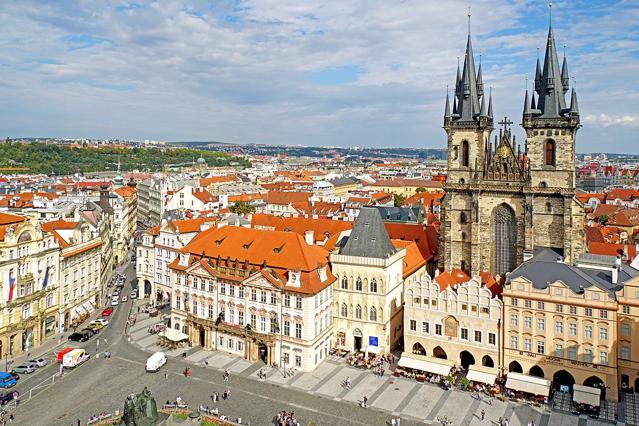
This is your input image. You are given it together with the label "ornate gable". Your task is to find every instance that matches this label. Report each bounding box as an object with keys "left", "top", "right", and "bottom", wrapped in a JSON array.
[{"left": 480, "top": 118, "right": 528, "bottom": 184}]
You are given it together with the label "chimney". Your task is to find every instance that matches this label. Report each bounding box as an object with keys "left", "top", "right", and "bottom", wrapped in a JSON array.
[{"left": 305, "top": 230, "right": 314, "bottom": 245}]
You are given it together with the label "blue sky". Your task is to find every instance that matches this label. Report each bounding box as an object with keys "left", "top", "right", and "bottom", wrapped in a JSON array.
[{"left": 0, "top": 0, "right": 638, "bottom": 152}]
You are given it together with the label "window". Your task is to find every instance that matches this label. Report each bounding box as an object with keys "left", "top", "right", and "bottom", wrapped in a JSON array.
[
  {"left": 284, "top": 294, "right": 291, "bottom": 307},
  {"left": 229, "top": 285, "right": 235, "bottom": 297},
  {"left": 176, "top": 296, "right": 181, "bottom": 310},
  {"left": 474, "top": 330, "right": 482, "bottom": 343},
  {"left": 621, "top": 346, "right": 631, "bottom": 360},
  {"left": 600, "top": 310, "right": 608, "bottom": 319},
  {"left": 296, "top": 297, "right": 302, "bottom": 310},
  {"left": 295, "top": 324, "right": 302, "bottom": 339},
  {"left": 524, "top": 338, "right": 532, "bottom": 352},
  {"left": 622, "top": 323, "right": 631, "bottom": 337},
  {"left": 600, "top": 351, "right": 608, "bottom": 365},
  {"left": 260, "top": 291, "right": 267, "bottom": 303},
  {"left": 510, "top": 336, "right": 518, "bottom": 349},
  {"left": 369, "top": 279, "right": 377, "bottom": 293},
  {"left": 510, "top": 298, "right": 518, "bottom": 306},
  {"left": 545, "top": 202, "right": 552, "bottom": 213},
  {"left": 295, "top": 355, "right": 302, "bottom": 368},
  {"left": 238, "top": 341, "right": 244, "bottom": 352},
  {"left": 524, "top": 316, "right": 532, "bottom": 328},
  {"left": 622, "top": 305, "right": 631, "bottom": 314},
  {"left": 537, "top": 318, "right": 545, "bottom": 331},
  {"left": 270, "top": 292, "right": 276, "bottom": 305},
  {"left": 435, "top": 324, "right": 442, "bottom": 335},
  {"left": 239, "top": 311, "right": 244, "bottom": 325},
  {"left": 488, "top": 333, "right": 496, "bottom": 345},
  {"left": 208, "top": 305, "right": 214, "bottom": 319},
  {"left": 251, "top": 289, "right": 257, "bottom": 301},
  {"left": 461, "top": 140, "right": 469, "bottom": 167},
  {"left": 569, "top": 305, "right": 577, "bottom": 315},
  {"left": 355, "top": 277, "right": 362, "bottom": 291},
  {"left": 524, "top": 300, "right": 532, "bottom": 308},
  {"left": 569, "top": 323, "right": 577, "bottom": 336},
  {"left": 568, "top": 346, "right": 577, "bottom": 360},
  {"left": 270, "top": 316, "right": 278, "bottom": 333},
  {"left": 585, "top": 307, "right": 593, "bottom": 317},
  {"left": 220, "top": 283, "right": 226, "bottom": 295},
  {"left": 460, "top": 212, "right": 468, "bottom": 224},
  {"left": 250, "top": 314, "right": 256, "bottom": 329},
  {"left": 409, "top": 320, "right": 417, "bottom": 331},
  {"left": 22, "top": 304, "right": 31, "bottom": 320},
  {"left": 599, "top": 327, "right": 608, "bottom": 340},
  {"left": 461, "top": 328, "right": 468, "bottom": 340},
  {"left": 555, "top": 344, "right": 564, "bottom": 358},
  {"left": 480, "top": 307, "right": 489, "bottom": 314},
  {"left": 422, "top": 322, "right": 429, "bottom": 334},
  {"left": 369, "top": 307, "right": 377, "bottom": 321},
  {"left": 284, "top": 321, "right": 290, "bottom": 336},
  {"left": 555, "top": 321, "right": 564, "bottom": 334},
  {"left": 537, "top": 301, "right": 545, "bottom": 310},
  {"left": 555, "top": 304, "right": 563, "bottom": 313},
  {"left": 228, "top": 338, "right": 234, "bottom": 350},
  {"left": 545, "top": 139, "right": 555, "bottom": 166},
  {"left": 229, "top": 309, "right": 235, "bottom": 324},
  {"left": 341, "top": 303, "right": 347, "bottom": 317},
  {"left": 537, "top": 340, "right": 545, "bottom": 354},
  {"left": 510, "top": 314, "right": 518, "bottom": 326},
  {"left": 341, "top": 276, "right": 348, "bottom": 290},
  {"left": 584, "top": 325, "right": 593, "bottom": 339},
  {"left": 238, "top": 287, "right": 244, "bottom": 298},
  {"left": 260, "top": 316, "right": 266, "bottom": 332},
  {"left": 355, "top": 305, "right": 362, "bottom": 319}
]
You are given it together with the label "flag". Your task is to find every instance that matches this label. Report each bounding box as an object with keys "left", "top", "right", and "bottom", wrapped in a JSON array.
[
  {"left": 42, "top": 266, "right": 50, "bottom": 288},
  {"left": 7, "top": 271, "right": 15, "bottom": 302}
]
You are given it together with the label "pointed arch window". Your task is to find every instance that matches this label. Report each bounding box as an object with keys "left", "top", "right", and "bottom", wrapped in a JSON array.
[
  {"left": 370, "top": 307, "right": 377, "bottom": 322},
  {"left": 369, "top": 279, "right": 378, "bottom": 293},
  {"left": 341, "top": 276, "right": 348, "bottom": 290},
  {"left": 461, "top": 140, "right": 470, "bottom": 167},
  {"left": 460, "top": 212, "right": 468, "bottom": 224},
  {"left": 355, "top": 277, "right": 362, "bottom": 292},
  {"left": 545, "top": 139, "right": 556, "bottom": 166},
  {"left": 341, "top": 303, "right": 348, "bottom": 317},
  {"left": 355, "top": 305, "right": 362, "bottom": 319},
  {"left": 493, "top": 204, "right": 516, "bottom": 276}
]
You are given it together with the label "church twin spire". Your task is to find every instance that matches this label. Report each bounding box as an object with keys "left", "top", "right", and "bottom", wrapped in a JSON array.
[{"left": 445, "top": 11, "right": 492, "bottom": 125}]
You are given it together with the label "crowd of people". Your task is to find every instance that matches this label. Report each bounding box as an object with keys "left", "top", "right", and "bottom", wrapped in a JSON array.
[{"left": 275, "top": 410, "right": 299, "bottom": 426}]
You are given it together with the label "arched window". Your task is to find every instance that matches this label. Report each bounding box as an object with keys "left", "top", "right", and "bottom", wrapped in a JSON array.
[
  {"left": 369, "top": 279, "right": 377, "bottom": 293},
  {"left": 545, "top": 139, "right": 556, "bottom": 166},
  {"left": 461, "top": 140, "right": 470, "bottom": 167},
  {"left": 355, "top": 277, "right": 362, "bottom": 291},
  {"left": 460, "top": 212, "right": 467, "bottom": 224},
  {"left": 355, "top": 305, "right": 362, "bottom": 319},
  {"left": 341, "top": 276, "right": 348, "bottom": 290},
  {"left": 341, "top": 303, "right": 347, "bottom": 317},
  {"left": 493, "top": 203, "right": 516, "bottom": 276},
  {"left": 452, "top": 146, "right": 458, "bottom": 160},
  {"left": 370, "top": 307, "right": 377, "bottom": 321},
  {"left": 540, "top": 181, "right": 548, "bottom": 188},
  {"left": 459, "top": 178, "right": 465, "bottom": 184},
  {"left": 461, "top": 232, "right": 467, "bottom": 241}
]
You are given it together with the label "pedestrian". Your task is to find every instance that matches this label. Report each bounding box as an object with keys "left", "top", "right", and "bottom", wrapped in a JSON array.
[
  {"left": 481, "top": 410, "right": 485, "bottom": 421},
  {"left": 363, "top": 396, "right": 368, "bottom": 408},
  {"left": 104, "top": 338, "right": 107, "bottom": 345},
  {"left": 397, "top": 418, "right": 401, "bottom": 426},
  {"left": 164, "top": 372, "right": 168, "bottom": 380},
  {"left": 77, "top": 420, "right": 80, "bottom": 426},
  {"left": 489, "top": 397, "right": 493, "bottom": 406},
  {"left": 8, "top": 415, "right": 13, "bottom": 424},
  {"left": 391, "top": 419, "right": 396, "bottom": 426}
]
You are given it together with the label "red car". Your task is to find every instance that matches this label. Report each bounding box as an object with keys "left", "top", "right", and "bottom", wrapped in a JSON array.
[{"left": 101, "top": 307, "right": 113, "bottom": 317}]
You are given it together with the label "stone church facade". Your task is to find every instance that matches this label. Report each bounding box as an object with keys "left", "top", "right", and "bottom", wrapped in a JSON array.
[{"left": 439, "top": 23, "right": 585, "bottom": 277}]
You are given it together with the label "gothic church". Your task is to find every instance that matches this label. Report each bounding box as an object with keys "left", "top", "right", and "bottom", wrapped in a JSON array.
[{"left": 439, "top": 18, "right": 584, "bottom": 277}]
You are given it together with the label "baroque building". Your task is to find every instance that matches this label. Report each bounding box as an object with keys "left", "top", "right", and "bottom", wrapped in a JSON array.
[{"left": 439, "top": 20, "right": 584, "bottom": 277}]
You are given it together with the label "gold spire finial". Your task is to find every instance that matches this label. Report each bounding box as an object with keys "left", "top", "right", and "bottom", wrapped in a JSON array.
[{"left": 548, "top": 2, "right": 553, "bottom": 27}]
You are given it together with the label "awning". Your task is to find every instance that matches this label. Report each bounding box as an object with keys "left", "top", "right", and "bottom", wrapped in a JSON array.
[
  {"left": 159, "top": 328, "right": 189, "bottom": 342},
  {"left": 466, "top": 365, "right": 499, "bottom": 385},
  {"left": 365, "top": 346, "right": 381, "bottom": 355},
  {"left": 573, "top": 384, "right": 601, "bottom": 407},
  {"left": 397, "top": 352, "right": 454, "bottom": 376},
  {"left": 505, "top": 372, "right": 551, "bottom": 396}
]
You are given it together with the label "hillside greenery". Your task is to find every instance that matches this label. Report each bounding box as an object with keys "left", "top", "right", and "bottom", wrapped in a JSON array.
[{"left": 0, "top": 140, "right": 249, "bottom": 175}]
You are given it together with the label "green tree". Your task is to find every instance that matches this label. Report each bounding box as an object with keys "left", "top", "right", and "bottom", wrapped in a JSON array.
[
  {"left": 598, "top": 214, "right": 609, "bottom": 226},
  {"left": 229, "top": 201, "right": 255, "bottom": 215},
  {"left": 415, "top": 187, "right": 426, "bottom": 193},
  {"left": 393, "top": 193, "right": 406, "bottom": 207}
]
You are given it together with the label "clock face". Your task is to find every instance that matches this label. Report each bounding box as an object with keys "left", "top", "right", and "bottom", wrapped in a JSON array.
[{"left": 498, "top": 144, "right": 511, "bottom": 158}]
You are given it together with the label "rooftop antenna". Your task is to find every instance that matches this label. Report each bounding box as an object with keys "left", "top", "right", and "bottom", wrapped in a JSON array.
[
  {"left": 467, "top": 6, "right": 472, "bottom": 35},
  {"left": 548, "top": 2, "right": 553, "bottom": 27}
]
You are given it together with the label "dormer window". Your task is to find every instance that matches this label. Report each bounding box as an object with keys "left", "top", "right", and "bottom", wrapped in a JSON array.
[
  {"left": 318, "top": 266, "right": 327, "bottom": 282},
  {"left": 287, "top": 271, "right": 301, "bottom": 287}
]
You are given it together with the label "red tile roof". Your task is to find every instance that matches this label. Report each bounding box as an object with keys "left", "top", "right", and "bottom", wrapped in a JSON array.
[
  {"left": 251, "top": 214, "right": 352, "bottom": 244},
  {"left": 435, "top": 268, "right": 470, "bottom": 290},
  {"left": 392, "top": 240, "right": 427, "bottom": 278},
  {"left": 384, "top": 222, "right": 435, "bottom": 262},
  {"left": 265, "top": 191, "right": 313, "bottom": 205}
]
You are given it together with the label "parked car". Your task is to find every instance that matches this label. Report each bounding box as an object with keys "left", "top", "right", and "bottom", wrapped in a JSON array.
[
  {"left": 86, "top": 323, "right": 103, "bottom": 332},
  {"left": 130, "top": 290, "right": 137, "bottom": 299},
  {"left": 121, "top": 296, "right": 128, "bottom": 303},
  {"left": 0, "top": 390, "right": 18, "bottom": 405},
  {"left": 111, "top": 298, "right": 119, "bottom": 306},
  {"left": 12, "top": 363, "right": 37, "bottom": 374},
  {"left": 68, "top": 332, "right": 90, "bottom": 342},
  {"left": 81, "top": 328, "right": 97, "bottom": 337},
  {"left": 28, "top": 358, "right": 48, "bottom": 368},
  {"left": 8, "top": 371, "right": 19, "bottom": 382},
  {"left": 0, "top": 372, "right": 17, "bottom": 389},
  {"left": 92, "top": 318, "right": 109, "bottom": 326},
  {"left": 101, "top": 308, "right": 113, "bottom": 317}
]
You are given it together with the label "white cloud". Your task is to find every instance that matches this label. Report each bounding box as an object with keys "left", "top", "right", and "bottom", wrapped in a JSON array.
[{"left": 584, "top": 113, "right": 639, "bottom": 128}]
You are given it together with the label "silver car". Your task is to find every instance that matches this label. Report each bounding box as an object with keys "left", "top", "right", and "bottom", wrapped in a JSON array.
[
  {"left": 13, "top": 363, "right": 37, "bottom": 374},
  {"left": 28, "top": 358, "right": 48, "bottom": 368}
]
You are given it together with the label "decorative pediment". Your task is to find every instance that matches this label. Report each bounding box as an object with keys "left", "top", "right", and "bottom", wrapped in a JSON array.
[{"left": 481, "top": 119, "right": 528, "bottom": 183}]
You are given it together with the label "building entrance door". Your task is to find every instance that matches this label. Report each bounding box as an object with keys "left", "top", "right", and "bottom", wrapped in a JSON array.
[
  {"left": 258, "top": 343, "right": 268, "bottom": 363},
  {"left": 199, "top": 328, "right": 206, "bottom": 347}
]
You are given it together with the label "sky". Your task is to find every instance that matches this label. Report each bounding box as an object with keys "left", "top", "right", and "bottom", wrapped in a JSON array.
[{"left": 0, "top": 0, "right": 638, "bottom": 152}]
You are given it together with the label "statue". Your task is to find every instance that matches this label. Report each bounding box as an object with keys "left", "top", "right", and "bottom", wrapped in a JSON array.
[{"left": 121, "top": 387, "right": 163, "bottom": 426}]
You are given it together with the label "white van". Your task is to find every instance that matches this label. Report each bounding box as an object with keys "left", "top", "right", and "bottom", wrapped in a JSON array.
[
  {"left": 145, "top": 352, "right": 167, "bottom": 372},
  {"left": 111, "top": 297, "right": 119, "bottom": 306}
]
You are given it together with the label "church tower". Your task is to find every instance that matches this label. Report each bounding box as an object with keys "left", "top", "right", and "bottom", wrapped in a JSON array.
[
  {"left": 440, "top": 14, "right": 494, "bottom": 274},
  {"left": 521, "top": 9, "right": 584, "bottom": 263}
]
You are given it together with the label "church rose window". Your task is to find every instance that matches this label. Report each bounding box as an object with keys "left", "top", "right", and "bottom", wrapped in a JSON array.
[{"left": 493, "top": 204, "right": 516, "bottom": 276}]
